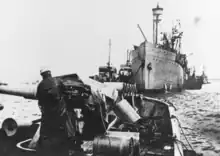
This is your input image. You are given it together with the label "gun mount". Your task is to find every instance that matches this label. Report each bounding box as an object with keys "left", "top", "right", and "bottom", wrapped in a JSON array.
[
  {"left": 0, "top": 73, "right": 124, "bottom": 100},
  {"left": 0, "top": 73, "right": 141, "bottom": 136},
  {"left": 0, "top": 73, "right": 201, "bottom": 156}
]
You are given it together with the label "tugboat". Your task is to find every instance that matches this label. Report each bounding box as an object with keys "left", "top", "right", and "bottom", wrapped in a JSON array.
[
  {"left": 89, "top": 39, "right": 118, "bottom": 82},
  {"left": 89, "top": 40, "right": 137, "bottom": 94},
  {"left": 130, "top": 4, "right": 189, "bottom": 93}
]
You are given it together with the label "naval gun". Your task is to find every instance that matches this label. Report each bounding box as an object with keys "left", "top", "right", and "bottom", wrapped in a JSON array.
[
  {"left": 0, "top": 73, "right": 141, "bottom": 137},
  {"left": 0, "top": 73, "right": 143, "bottom": 155},
  {"left": 0, "top": 73, "right": 136, "bottom": 102},
  {"left": 0, "top": 73, "right": 202, "bottom": 156}
]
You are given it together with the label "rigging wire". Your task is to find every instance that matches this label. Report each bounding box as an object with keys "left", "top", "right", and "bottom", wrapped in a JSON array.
[
  {"left": 172, "top": 115, "right": 195, "bottom": 152},
  {"left": 175, "top": 139, "right": 188, "bottom": 150}
]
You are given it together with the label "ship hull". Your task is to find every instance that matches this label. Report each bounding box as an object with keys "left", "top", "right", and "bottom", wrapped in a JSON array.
[
  {"left": 183, "top": 78, "right": 202, "bottom": 90},
  {"left": 131, "top": 42, "right": 184, "bottom": 92}
]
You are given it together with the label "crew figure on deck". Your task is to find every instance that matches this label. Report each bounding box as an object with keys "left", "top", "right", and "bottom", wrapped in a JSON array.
[
  {"left": 35, "top": 67, "right": 70, "bottom": 155},
  {"left": 33, "top": 67, "right": 109, "bottom": 156}
]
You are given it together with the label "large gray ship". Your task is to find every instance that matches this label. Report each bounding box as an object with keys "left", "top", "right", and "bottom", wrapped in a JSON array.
[{"left": 130, "top": 4, "right": 188, "bottom": 92}]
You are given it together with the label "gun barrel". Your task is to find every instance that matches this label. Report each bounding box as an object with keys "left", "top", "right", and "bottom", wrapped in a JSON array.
[{"left": 0, "top": 84, "right": 37, "bottom": 100}]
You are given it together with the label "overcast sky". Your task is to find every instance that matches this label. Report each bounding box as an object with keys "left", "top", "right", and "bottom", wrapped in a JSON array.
[{"left": 0, "top": 0, "right": 219, "bottom": 83}]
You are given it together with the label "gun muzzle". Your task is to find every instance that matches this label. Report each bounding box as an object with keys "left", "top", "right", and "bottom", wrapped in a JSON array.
[{"left": 2, "top": 118, "right": 33, "bottom": 137}]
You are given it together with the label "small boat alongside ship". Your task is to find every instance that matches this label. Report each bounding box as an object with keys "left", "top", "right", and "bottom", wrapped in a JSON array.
[
  {"left": 184, "top": 77, "right": 203, "bottom": 90},
  {"left": 183, "top": 66, "right": 211, "bottom": 90},
  {"left": 183, "top": 67, "right": 203, "bottom": 90}
]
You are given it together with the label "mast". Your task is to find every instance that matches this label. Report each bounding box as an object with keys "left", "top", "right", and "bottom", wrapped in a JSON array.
[
  {"left": 202, "top": 65, "right": 206, "bottom": 75},
  {"left": 126, "top": 50, "right": 131, "bottom": 65},
  {"left": 152, "top": 3, "right": 163, "bottom": 45},
  {"left": 107, "top": 39, "right": 111, "bottom": 67}
]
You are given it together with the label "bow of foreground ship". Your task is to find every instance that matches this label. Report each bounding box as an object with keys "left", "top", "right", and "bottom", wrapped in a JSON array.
[{"left": 0, "top": 73, "right": 203, "bottom": 156}]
